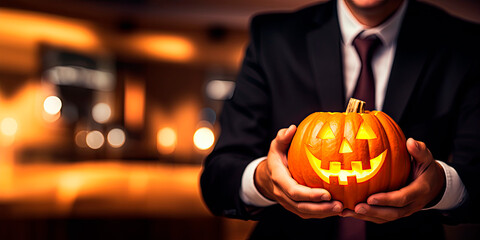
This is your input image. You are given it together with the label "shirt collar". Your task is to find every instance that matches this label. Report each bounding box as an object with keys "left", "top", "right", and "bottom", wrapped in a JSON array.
[{"left": 337, "top": 0, "right": 408, "bottom": 47}]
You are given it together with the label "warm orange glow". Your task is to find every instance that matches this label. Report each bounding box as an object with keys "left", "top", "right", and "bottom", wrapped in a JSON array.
[
  {"left": 356, "top": 122, "right": 377, "bottom": 139},
  {"left": 0, "top": 150, "right": 14, "bottom": 198},
  {"left": 0, "top": 160, "right": 211, "bottom": 218},
  {"left": 42, "top": 111, "right": 61, "bottom": 123},
  {"left": 0, "top": 84, "right": 36, "bottom": 144},
  {"left": 149, "top": 100, "right": 200, "bottom": 159},
  {"left": 56, "top": 173, "right": 83, "bottom": 212},
  {"left": 157, "top": 127, "right": 177, "bottom": 154},
  {"left": 306, "top": 148, "right": 387, "bottom": 185},
  {"left": 339, "top": 139, "right": 353, "bottom": 154},
  {"left": 1, "top": 117, "right": 18, "bottom": 136},
  {"left": 0, "top": 82, "right": 69, "bottom": 148},
  {"left": 129, "top": 33, "right": 195, "bottom": 62},
  {"left": 318, "top": 125, "right": 335, "bottom": 139},
  {"left": 124, "top": 77, "right": 145, "bottom": 131},
  {"left": 128, "top": 171, "right": 149, "bottom": 198},
  {"left": 193, "top": 127, "right": 215, "bottom": 150},
  {"left": 0, "top": 9, "right": 100, "bottom": 51}
]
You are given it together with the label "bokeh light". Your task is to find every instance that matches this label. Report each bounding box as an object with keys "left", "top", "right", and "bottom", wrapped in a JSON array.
[
  {"left": 1, "top": 118, "right": 18, "bottom": 136},
  {"left": 43, "top": 96, "right": 62, "bottom": 115},
  {"left": 130, "top": 34, "right": 195, "bottom": 62},
  {"left": 206, "top": 80, "right": 235, "bottom": 100},
  {"left": 193, "top": 127, "right": 214, "bottom": 150},
  {"left": 92, "top": 103, "right": 112, "bottom": 124},
  {"left": 107, "top": 128, "right": 126, "bottom": 148},
  {"left": 86, "top": 130, "right": 104, "bottom": 149},
  {"left": 75, "top": 130, "right": 88, "bottom": 148},
  {"left": 200, "top": 108, "right": 216, "bottom": 124},
  {"left": 157, "top": 127, "right": 177, "bottom": 154}
]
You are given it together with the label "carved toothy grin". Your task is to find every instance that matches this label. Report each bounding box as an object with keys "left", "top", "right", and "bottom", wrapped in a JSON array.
[{"left": 305, "top": 147, "right": 387, "bottom": 185}]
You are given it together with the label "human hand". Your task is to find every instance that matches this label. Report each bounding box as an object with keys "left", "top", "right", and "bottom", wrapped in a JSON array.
[
  {"left": 341, "top": 138, "right": 446, "bottom": 223},
  {"left": 255, "top": 125, "right": 343, "bottom": 219}
]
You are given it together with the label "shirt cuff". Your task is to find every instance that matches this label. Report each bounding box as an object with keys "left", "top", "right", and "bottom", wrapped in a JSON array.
[
  {"left": 240, "top": 157, "right": 277, "bottom": 207},
  {"left": 424, "top": 160, "right": 467, "bottom": 210}
]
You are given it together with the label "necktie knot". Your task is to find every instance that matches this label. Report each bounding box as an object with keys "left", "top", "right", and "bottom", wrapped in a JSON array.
[{"left": 353, "top": 34, "right": 381, "bottom": 63}]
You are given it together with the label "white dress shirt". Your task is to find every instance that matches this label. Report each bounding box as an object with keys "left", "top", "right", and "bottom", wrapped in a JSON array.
[{"left": 240, "top": 0, "right": 467, "bottom": 210}]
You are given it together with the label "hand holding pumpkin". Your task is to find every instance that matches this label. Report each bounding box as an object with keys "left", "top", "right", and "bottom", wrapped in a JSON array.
[
  {"left": 254, "top": 125, "right": 344, "bottom": 219},
  {"left": 287, "top": 99, "right": 411, "bottom": 210},
  {"left": 341, "top": 138, "right": 446, "bottom": 224}
]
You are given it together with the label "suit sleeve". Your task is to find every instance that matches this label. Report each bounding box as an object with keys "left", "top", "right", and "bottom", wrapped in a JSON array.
[
  {"left": 200, "top": 15, "right": 274, "bottom": 220},
  {"left": 444, "top": 57, "right": 480, "bottom": 224}
]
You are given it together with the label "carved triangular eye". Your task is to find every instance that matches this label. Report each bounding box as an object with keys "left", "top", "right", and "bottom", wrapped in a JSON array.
[
  {"left": 317, "top": 124, "right": 335, "bottom": 139},
  {"left": 339, "top": 139, "right": 353, "bottom": 153},
  {"left": 356, "top": 122, "right": 377, "bottom": 139}
]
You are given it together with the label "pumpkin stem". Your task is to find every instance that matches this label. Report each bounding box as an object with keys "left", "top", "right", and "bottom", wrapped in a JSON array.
[{"left": 346, "top": 98, "right": 366, "bottom": 113}]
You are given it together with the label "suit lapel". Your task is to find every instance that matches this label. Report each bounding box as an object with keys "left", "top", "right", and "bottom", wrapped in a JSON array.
[
  {"left": 382, "top": 1, "right": 430, "bottom": 123},
  {"left": 306, "top": 1, "right": 345, "bottom": 112}
]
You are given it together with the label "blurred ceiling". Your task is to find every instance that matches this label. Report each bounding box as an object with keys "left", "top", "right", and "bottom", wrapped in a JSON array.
[
  {"left": 1, "top": 0, "right": 479, "bottom": 32},
  {"left": 0, "top": 0, "right": 321, "bottom": 31}
]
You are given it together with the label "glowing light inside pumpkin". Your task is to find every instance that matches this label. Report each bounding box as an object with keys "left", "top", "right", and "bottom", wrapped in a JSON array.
[
  {"left": 339, "top": 139, "right": 353, "bottom": 153},
  {"left": 318, "top": 125, "right": 335, "bottom": 139},
  {"left": 356, "top": 122, "right": 377, "bottom": 139},
  {"left": 306, "top": 148, "right": 387, "bottom": 185}
]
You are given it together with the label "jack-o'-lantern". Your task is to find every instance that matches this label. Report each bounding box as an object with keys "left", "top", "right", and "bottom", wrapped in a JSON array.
[{"left": 288, "top": 98, "right": 410, "bottom": 210}]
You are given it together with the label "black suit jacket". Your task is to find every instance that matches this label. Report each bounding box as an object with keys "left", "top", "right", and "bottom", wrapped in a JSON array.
[{"left": 201, "top": 0, "right": 480, "bottom": 239}]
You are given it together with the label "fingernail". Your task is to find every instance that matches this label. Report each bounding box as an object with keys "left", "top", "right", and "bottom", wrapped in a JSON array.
[
  {"left": 356, "top": 207, "right": 367, "bottom": 214},
  {"left": 287, "top": 125, "right": 295, "bottom": 133},
  {"left": 414, "top": 140, "right": 419, "bottom": 149},
  {"left": 321, "top": 195, "right": 330, "bottom": 201},
  {"left": 368, "top": 198, "right": 378, "bottom": 205},
  {"left": 333, "top": 205, "right": 342, "bottom": 212}
]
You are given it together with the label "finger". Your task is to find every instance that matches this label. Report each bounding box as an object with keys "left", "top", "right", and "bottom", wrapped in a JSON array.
[
  {"left": 267, "top": 153, "right": 332, "bottom": 203},
  {"left": 272, "top": 125, "right": 297, "bottom": 152},
  {"left": 366, "top": 181, "right": 423, "bottom": 207},
  {"left": 272, "top": 174, "right": 332, "bottom": 202},
  {"left": 278, "top": 195, "right": 343, "bottom": 219},
  {"left": 341, "top": 209, "right": 389, "bottom": 224},
  {"left": 353, "top": 203, "right": 413, "bottom": 222},
  {"left": 296, "top": 200, "right": 343, "bottom": 214}
]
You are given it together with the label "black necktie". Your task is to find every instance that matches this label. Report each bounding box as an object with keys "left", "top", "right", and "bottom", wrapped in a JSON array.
[{"left": 352, "top": 34, "right": 381, "bottom": 110}]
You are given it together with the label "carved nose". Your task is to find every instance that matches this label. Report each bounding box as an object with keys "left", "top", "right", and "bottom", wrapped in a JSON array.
[{"left": 339, "top": 138, "right": 353, "bottom": 153}]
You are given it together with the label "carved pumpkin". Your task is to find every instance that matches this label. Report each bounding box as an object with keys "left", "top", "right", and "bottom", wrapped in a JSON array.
[{"left": 288, "top": 99, "right": 410, "bottom": 210}]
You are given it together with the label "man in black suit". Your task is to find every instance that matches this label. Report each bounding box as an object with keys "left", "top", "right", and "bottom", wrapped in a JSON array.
[{"left": 200, "top": 0, "right": 480, "bottom": 239}]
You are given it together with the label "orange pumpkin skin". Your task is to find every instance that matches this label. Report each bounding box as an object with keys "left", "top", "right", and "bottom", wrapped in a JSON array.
[{"left": 288, "top": 111, "right": 410, "bottom": 210}]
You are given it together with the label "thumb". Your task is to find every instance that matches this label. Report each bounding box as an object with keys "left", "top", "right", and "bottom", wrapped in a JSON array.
[
  {"left": 406, "top": 138, "right": 432, "bottom": 164},
  {"left": 273, "top": 125, "right": 297, "bottom": 152},
  {"left": 406, "top": 138, "right": 434, "bottom": 178}
]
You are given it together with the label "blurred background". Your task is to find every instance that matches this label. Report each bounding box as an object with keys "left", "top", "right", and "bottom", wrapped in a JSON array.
[{"left": 0, "top": 0, "right": 478, "bottom": 239}]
